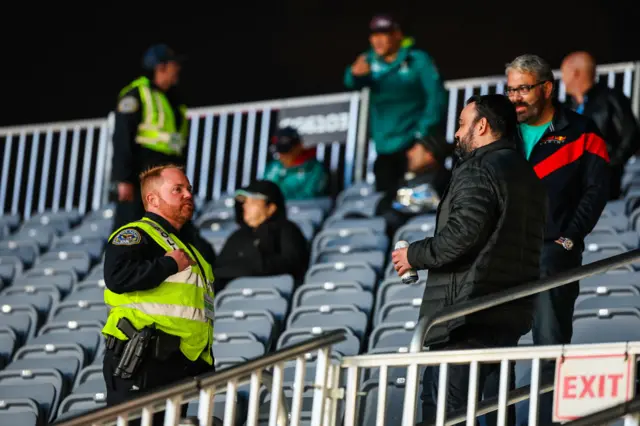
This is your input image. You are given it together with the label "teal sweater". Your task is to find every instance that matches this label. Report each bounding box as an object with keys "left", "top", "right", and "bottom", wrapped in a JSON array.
[{"left": 344, "top": 38, "right": 448, "bottom": 154}]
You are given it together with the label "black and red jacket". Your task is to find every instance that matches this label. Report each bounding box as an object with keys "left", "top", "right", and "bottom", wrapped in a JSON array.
[{"left": 516, "top": 104, "right": 610, "bottom": 247}]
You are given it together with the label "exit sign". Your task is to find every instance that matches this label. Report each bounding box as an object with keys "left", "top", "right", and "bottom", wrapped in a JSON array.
[{"left": 553, "top": 353, "right": 636, "bottom": 422}]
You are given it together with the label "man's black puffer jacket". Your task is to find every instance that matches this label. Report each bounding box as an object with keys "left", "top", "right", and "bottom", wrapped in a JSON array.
[{"left": 407, "top": 138, "right": 548, "bottom": 346}]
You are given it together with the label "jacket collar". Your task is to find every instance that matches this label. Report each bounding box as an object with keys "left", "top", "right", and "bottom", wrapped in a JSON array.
[
  {"left": 457, "top": 138, "right": 515, "bottom": 163},
  {"left": 144, "top": 212, "right": 179, "bottom": 235}
]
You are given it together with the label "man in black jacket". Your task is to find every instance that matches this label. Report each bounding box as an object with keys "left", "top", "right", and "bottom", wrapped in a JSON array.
[
  {"left": 213, "top": 180, "right": 310, "bottom": 292},
  {"left": 506, "top": 54, "right": 610, "bottom": 347},
  {"left": 392, "top": 94, "right": 547, "bottom": 422},
  {"left": 561, "top": 51, "right": 640, "bottom": 199}
]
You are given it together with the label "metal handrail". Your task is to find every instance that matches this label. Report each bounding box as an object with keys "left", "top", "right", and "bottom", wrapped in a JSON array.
[
  {"left": 410, "top": 248, "right": 640, "bottom": 353},
  {"left": 54, "top": 329, "right": 347, "bottom": 426},
  {"left": 562, "top": 396, "right": 640, "bottom": 426}
]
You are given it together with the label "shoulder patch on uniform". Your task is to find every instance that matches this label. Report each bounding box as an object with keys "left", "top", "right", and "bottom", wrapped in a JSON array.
[
  {"left": 117, "top": 96, "right": 139, "bottom": 113},
  {"left": 112, "top": 228, "right": 142, "bottom": 246}
]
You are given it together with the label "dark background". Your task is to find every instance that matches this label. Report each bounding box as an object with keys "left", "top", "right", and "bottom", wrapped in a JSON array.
[{"left": 1, "top": 1, "right": 638, "bottom": 127}]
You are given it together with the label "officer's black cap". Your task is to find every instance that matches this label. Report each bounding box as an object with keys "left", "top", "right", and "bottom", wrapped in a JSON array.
[{"left": 142, "top": 44, "right": 186, "bottom": 71}]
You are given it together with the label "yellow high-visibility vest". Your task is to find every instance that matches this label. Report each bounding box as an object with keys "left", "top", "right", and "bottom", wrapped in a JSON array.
[
  {"left": 118, "top": 76, "right": 189, "bottom": 156},
  {"left": 102, "top": 217, "right": 214, "bottom": 365}
]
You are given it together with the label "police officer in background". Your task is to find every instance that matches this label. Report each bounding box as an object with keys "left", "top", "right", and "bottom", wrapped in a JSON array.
[
  {"left": 111, "top": 44, "right": 189, "bottom": 231},
  {"left": 102, "top": 164, "right": 214, "bottom": 426}
]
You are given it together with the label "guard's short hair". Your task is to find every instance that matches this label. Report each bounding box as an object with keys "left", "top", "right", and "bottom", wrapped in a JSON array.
[
  {"left": 466, "top": 94, "right": 518, "bottom": 140},
  {"left": 139, "top": 164, "right": 185, "bottom": 208}
]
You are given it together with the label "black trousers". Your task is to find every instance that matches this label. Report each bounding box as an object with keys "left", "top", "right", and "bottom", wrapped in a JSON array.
[
  {"left": 420, "top": 327, "right": 520, "bottom": 426},
  {"left": 103, "top": 348, "right": 213, "bottom": 426},
  {"left": 531, "top": 241, "right": 583, "bottom": 425},
  {"left": 609, "top": 164, "right": 624, "bottom": 200},
  {"left": 374, "top": 147, "right": 409, "bottom": 192}
]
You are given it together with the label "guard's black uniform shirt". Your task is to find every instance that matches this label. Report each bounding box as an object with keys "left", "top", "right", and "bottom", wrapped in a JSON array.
[
  {"left": 103, "top": 212, "right": 216, "bottom": 295},
  {"left": 111, "top": 82, "right": 187, "bottom": 185}
]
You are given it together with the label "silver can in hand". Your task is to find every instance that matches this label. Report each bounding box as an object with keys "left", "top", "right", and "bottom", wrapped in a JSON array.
[{"left": 394, "top": 240, "right": 419, "bottom": 284}]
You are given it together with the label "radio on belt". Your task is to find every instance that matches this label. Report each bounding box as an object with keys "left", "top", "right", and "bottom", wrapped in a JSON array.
[{"left": 394, "top": 240, "right": 419, "bottom": 284}]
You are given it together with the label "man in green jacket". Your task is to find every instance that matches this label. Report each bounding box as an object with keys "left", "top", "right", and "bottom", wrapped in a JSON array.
[
  {"left": 263, "top": 126, "right": 329, "bottom": 200},
  {"left": 344, "top": 15, "right": 448, "bottom": 192}
]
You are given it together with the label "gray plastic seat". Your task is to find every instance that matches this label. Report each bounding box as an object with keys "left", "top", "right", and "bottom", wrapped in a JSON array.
[
  {"left": 336, "top": 182, "right": 376, "bottom": 205},
  {"left": 0, "top": 214, "right": 21, "bottom": 232},
  {"left": 213, "top": 310, "right": 276, "bottom": 347},
  {"left": 305, "top": 262, "right": 377, "bottom": 292},
  {"left": 225, "top": 274, "right": 294, "bottom": 299},
  {"left": 583, "top": 248, "right": 637, "bottom": 271},
  {"left": 293, "top": 282, "right": 373, "bottom": 316},
  {"left": 594, "top": 215, "right": 629, "bottom": 233},
  {"left": 376, "top": 299, "right": 421, "bottom": 326},
  {"left": 315, "top": 250, "right": 386, "bottom": 274},
  {"left": 581, "top": 271, "right": 640, "bottom": 288},
  {"left": 332, "top": 194, "right": 384, "bottom": 218},
  {"left": 0, "top": 368, "right": 65, "bottom": 424},
  {"left": 65, "top": 281, "right": 105, "bottom": 303},
  {"left": 277, "top": 326, "right": 360, "bottom": 357},
  {"left": 30, "top": 320, "right": 103, "bottom": 362},
  {"left": 585, "top": 231, "right": 638, "bottom": 250},
  {"left": 12, "top": 267, "right": 77, "bottom": 297},
  {"left": 212, "top": 332, "right": 265, "bottom": 360},
  {"left": 287, "top": 305, "right": 368, "bottom": 340},
  {"left": 85, "top": 264, "right": 104, "bottom": 282},
  {"left": 288, "top": 197, "right": 334, "bottom": 214},
  {"left": 26, "top": 211, "right": 81, "bottom": 235},
  {"left": 0, "top": 398, "right": 40, "bottom": 426},
  {"left": 376, "top": 278, "right": 426, "bottom": 314},
  {"left": 0, "top": 325, "right": 17, "bottom": 368},
  {"left": 312, "top": 228, "right": 388, "bottom": 260},
  {"left": 287, "top": 206, "right": 324, "bottom": 227},
  {"left": 36, "top": 251, "right": 91, "bottom": 280},
  {"left": 0, "top": 255, "right": 23, "bottom": 285},
  {"left": 323, "top": 217, "right": 387, "bottom": 235},
  {"left": 0, "top": 240, "right": 39, "bottom": 267},
  {"left": 11, "top": 225, "right": 56, "bottom": 251},
  {"left": 56, "top": 392, "right": 106, "bottom": 421},
  {"left": 72, "top": 365, "right": 106, "bottom": 394},
  {"left": 572, "top": 308, "right": 640, "bottom": 343},
  {"left": 576, "top": 294, "right": 640, "bottom": 310},
  {"left": 71, "top": 218, "right": 114, "bottom": 240},
  {"left": 0, "top": 289, "right": 56, "bottom": 320},
  {"left": 290, "top": 218, "right": 315, "bottom": 241},
  {"left": 47, "top": 300, "right": 107, "bottom": 324},
  {"left": 214, "top": 288, "right": 288, "bottom": 323},
  {"left": 52, "top": 234, "right": 105, "bottom": 261},
  {"left": 7, "top": 343, "right": 85, "bottom": 387},
  {"left": 368, "top": 321, "right": 417, "bottom": 352},
  {"left": 0, "top": 304, "right": 39, "bottom": 344}
]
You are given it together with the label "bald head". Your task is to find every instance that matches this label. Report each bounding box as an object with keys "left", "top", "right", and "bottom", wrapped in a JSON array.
[{"left": 561, "top": 51, "right": 597, "bottom": 99}]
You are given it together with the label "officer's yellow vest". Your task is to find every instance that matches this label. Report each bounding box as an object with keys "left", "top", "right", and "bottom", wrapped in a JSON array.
[
  {"left": 119, "top": 76, "right": 189, "bottom": 156},
  {"left": 102, "top": 217, "right": 215, "bottom": 365}
]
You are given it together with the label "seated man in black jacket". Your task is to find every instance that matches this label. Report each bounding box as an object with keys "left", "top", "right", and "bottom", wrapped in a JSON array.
[
  {"left": 561, "top": 51, "right": 640, "bottom": 199},
  {"left": 375, "top": 134, "right": 451, "bottom": 238},
  {"left": 213, "top": 180, "right": 310, "bottom": 292},
  {"left": 392, "top": 94, "right": 548, "bottom": 424}
]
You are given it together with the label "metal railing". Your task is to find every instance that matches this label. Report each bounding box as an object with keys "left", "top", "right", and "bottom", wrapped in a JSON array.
[
  {"left": 53, "top": 329, "right": 346, "bottom": 426},
  {"left": 1, "top": 61, "right": 638, "bottom": 220}
]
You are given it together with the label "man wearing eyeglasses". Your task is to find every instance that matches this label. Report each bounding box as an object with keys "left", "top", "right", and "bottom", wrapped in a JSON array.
[
  {"left": 504, "top": 54, "right": 610, "bottom": 347},
  {"left": 499, "top": 54, "right": 610, "bottom": 425}
]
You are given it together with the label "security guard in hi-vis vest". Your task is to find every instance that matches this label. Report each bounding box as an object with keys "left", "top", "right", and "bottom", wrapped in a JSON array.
[
  {"left": 102, "top": 164, "right": 214, "bottom": 425},
  {"left": 111, "top": 44, "right": 189, "bottom": 232}
]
